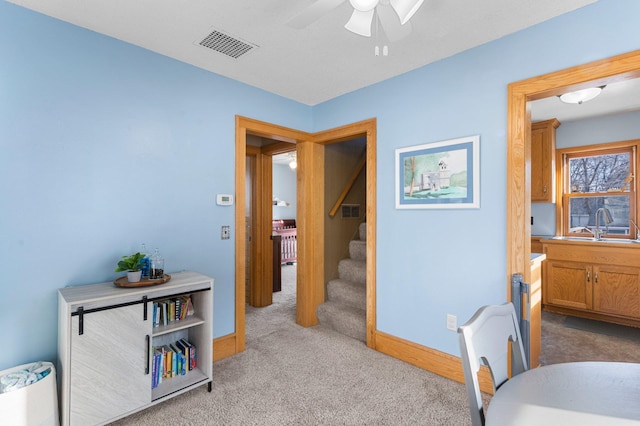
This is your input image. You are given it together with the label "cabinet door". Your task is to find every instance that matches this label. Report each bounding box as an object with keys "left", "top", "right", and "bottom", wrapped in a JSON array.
[
  {"left": 531, "top": 119, "right": 559, "bottom": 203},
  {"left": 70, "top": 304, "right": 151, "bottom": 425},
  {"left": 531, "top": 126, "right": 549, "bottom": 202},
  {"left": 593, "top": 264, "right": 640, "bottom": 318},
  {"left": 544, "top": 260, "right": 592, "bottom": 310}
]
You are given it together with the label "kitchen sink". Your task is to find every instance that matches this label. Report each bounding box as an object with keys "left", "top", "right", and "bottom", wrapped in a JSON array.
[{"left": 550, "top": 236, "right": 640, "bottom": 244}]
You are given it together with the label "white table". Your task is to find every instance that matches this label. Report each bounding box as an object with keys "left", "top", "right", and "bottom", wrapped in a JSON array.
[{"left": 486, "top": 362, "right": 640, "bottom": 425}]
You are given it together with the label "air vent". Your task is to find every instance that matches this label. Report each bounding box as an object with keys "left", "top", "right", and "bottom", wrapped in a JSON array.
[
  {"left": 341, "top": 204, "right": 360, "bottom": 219},
  {"left": 197, "top": 29, "right": 257, "bottom": 59}
]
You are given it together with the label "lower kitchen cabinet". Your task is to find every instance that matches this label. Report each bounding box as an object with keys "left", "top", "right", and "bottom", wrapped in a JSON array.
[
  {"left": 58, "top": 271, "right": 213, "bottom": 426},
  {"left": 542, "top": 240, "right": 640, "bottom": 326},
  {"left": 545, "top": 260, "right": 591, "bottom": 310},
  {"left": 593, "top": 264, "right": 640, "bottom": 318}
]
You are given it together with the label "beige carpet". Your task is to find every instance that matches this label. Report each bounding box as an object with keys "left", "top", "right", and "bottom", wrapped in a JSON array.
[
  {"left": 112, "top": 265, "right": 473, "bottom": 425},
  {"left": 111, "top": 265, "right": 640, "bottom": 425}
]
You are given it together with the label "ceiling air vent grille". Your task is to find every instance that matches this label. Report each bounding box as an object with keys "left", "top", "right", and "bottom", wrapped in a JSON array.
[{"left": 198, "top": 30, "right": 257, "bottom": 59}]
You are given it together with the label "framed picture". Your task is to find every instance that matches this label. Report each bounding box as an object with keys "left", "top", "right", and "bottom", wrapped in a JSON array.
[{"left": 395, "top": 135, "right": 480, "bottom": 209}]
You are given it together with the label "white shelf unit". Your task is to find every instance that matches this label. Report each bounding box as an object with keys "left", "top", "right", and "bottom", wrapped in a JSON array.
[{"left": 58, "top": 271, "right": 213, "bottom": 426}]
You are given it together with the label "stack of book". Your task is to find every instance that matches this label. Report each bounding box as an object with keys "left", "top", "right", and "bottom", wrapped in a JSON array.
[
  {"left": 152, "top": 295, "right": 194, "bottom": 327},
  {"left": 151, "top": 338, "right": 197, "bottom": 389}
]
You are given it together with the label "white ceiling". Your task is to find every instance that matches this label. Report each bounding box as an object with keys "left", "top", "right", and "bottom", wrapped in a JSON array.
[
  {"left": 531, "top": 78, "right": 640, "bottom": 123},
  {"left": 8, "top": 0, "right": 599, "bottom": 106}
]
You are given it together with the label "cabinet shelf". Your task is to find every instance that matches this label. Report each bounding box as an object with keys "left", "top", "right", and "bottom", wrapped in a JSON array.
[
  {"left": 152, "top": 367, "right": 209, "bottom": 401},
  {"left": 152, "top": 316, "right": 205, "bottom": 337}
]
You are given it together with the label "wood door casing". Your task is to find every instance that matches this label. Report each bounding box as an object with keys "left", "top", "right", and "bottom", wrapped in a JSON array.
[
  {"left": 507, "top": 50, "right": 640, "bottom": 362},
  {"left": 234, "top": 116, "right": 377, "bottom": 355}
]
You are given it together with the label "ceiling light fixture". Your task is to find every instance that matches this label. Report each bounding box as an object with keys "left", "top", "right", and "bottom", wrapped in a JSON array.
[
  {"left": 288, "top": 153, "right": 297, "bottom": 170},
  {"left": 558, "top": 86, "right": 606, "bottom": 105}
]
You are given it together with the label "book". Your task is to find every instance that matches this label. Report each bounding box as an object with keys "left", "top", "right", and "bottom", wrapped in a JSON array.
[{"left": 180, "top": 338, "right": 196, "bottom": 370}]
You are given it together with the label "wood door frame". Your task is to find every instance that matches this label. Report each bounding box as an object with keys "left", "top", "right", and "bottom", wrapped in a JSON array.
[
  {"left": 507, "top": 50, "right": 640, "bottom": 318},
  {"left": 234, "top": 116, "right": 377, "bottom": 354}
]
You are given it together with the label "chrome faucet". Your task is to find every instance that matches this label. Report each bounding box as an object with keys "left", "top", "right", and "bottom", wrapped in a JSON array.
[{"left": 594, "top": 208, "right": 613, "bottom": 240}]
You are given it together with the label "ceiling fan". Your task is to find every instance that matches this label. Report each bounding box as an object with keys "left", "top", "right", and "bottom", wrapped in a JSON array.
[{"left": 288, "top": 0, "right": 425, "bottom": 42}]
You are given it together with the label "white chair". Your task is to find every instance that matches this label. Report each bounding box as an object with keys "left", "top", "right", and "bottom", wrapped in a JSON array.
[{"left": 458, "top": 302, "right": 528, "bottom": 426}]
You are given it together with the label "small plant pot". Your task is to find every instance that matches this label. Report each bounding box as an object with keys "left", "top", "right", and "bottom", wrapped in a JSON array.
[{"left": 127, "top": 270, "right": 142, "bottom": 283}]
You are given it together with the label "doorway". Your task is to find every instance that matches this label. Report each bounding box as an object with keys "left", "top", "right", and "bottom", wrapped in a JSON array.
[
  {"left": 506, "top": 49, "right": 640, "bottom": 362},
  {"left": 234, "top": 116, "right": 377, "bottom": 355}
]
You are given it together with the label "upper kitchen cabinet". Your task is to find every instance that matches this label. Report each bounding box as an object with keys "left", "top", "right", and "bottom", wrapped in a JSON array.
[{"left": 531, "top": 118, "right": 561, "bottom": 203}]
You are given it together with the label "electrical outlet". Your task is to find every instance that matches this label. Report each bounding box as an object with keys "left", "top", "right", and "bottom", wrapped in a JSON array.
[
  {"left": 221, "top": 225, "right": 230, "bottom": 240},
  {"left": 446, "top": 314, "right": 457, "bottom": 331}
]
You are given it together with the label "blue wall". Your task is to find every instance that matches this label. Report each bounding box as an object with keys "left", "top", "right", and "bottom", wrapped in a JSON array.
[
  {"left": 272, "top": 163, "right": 297, "bottom": 220},
  {"left": 0, "top": 1, "right": 311, "bottom": 370},
  {"left": 313, "top": 0, "right": 640, "bottom": 354},
  {"left": 1, "top": 0, "right": 639, "bottom": 370}
]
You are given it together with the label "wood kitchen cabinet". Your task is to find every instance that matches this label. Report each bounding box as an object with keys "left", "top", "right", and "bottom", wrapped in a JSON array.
[
  {"left": 545, "top": 260, "right": 591, "bottom": 310},
  {"left": 542, "top": 239, "right": 640, "bottom": 327},
  {"left": 593, "top": 264, "right": 640, "bottom": 318},
  {"left": 531, "top": 118, "right": 560, "bottom": 203}
]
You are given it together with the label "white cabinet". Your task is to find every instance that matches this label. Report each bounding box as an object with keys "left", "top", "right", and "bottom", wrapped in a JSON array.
[{"left": 58, "top": 271, "right": 213, "bottom": 426}]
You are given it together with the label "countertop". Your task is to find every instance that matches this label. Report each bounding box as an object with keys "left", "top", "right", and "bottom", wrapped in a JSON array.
[{"left": 530, "top": 252, "right": 546, "bottom": 264}]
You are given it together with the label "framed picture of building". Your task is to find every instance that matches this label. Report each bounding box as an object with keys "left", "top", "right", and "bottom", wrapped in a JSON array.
[{"left": 395, "top": 135, "right": 480, "bottom": 209}]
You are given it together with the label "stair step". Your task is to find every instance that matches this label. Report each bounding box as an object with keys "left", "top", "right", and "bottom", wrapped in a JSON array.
[
  {"left": 338, "top": 258, "right": 366, "bottom": 284},
  {"left": 349, "top": 240, "right": 366, "bottom": 261},
  {"left": 327, "top": 279, "right": 365, "bottom": 310},
  {"left": 316, "top": 301, "right": 366, "bottom": 342},
  {"left": 359, "top": 222, "right": 366, "bottom": 242}
]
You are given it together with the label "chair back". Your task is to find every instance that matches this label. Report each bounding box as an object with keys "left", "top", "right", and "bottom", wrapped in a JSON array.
[{"left": 457, "top": 302, "right": 528, "bottom": 426}]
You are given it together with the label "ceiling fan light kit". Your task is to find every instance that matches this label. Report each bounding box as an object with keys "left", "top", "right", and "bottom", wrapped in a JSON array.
[
  {"left": 350, "top": 0, "right": 379, "bottom": 11},
  {"left": 345, "top": 8, "right": 375, "bottom": 36}
]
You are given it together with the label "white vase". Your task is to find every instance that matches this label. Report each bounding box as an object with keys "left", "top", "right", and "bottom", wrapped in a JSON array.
[{"left": 127, "top": 270, "right": 142, "bottom": 283}]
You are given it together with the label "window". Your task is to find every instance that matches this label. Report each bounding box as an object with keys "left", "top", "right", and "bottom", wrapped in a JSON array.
[{"left": 558, "top": 141, "right": 638, "bottom": 239}]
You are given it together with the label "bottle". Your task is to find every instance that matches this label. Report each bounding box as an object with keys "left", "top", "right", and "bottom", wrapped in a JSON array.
[
  {"left": 139, "top": 243, "right": 150, "bottom": 279},
  {"left": 150, "top": 248, "right": 164, "bottom": 280}
]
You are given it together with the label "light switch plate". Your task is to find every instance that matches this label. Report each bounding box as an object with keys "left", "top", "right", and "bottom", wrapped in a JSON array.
[{"left": 221, "top": 225, "right": 230, "bottom": 240}]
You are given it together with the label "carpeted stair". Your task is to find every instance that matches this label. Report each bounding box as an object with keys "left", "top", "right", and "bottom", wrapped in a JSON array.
[{"left": 317, "top": 222, "right": 366, "bottom": 342}]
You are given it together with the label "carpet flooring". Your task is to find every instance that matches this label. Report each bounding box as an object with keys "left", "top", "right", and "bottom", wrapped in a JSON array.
[
  {"left": 110, "top": 265, "right": 640, "bottom": 425},
  {"left": 112, "top": 265, "right": 473, "bottom": 425}
]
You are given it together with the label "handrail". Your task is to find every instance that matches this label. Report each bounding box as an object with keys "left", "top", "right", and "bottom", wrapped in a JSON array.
[{"left": 329, "top": 155, "right": 366, "bottom": 218}]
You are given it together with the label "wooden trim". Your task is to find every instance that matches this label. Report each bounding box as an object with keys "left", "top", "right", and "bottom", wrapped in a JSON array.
[
  {"left": 296, "top": 141, "right": 325, "bottom": 326},
  {"left": 235, "top": 117, "right": 247, "bottom": 353},
  {"left": 508, "top": 50, "right": 640, "bottom": 352},
  {"left": 235, "top": 116, "right": 377, "bottom": 351},
  {"left": 213, "top": 334, "right": 237, "bottom": 361},
  {"left": 261, "top": 141, "right": 297, "bottom": 156},
  {"left": 374, "top": 330, "right": 494, "bottom": 395}
]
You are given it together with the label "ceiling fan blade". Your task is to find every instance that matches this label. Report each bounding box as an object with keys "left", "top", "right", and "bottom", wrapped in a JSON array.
[
  {"left": 287, "top": 0, "right": 347, "bottom": 29},
  {"left": 377, "top": 3, "right": 412, "bottom": 42},
  {"left": 390, "top": 0, "right": 425, "bottom": 25},
  {"left": 344, "top": 9, "right": 375, "bottom": 37}
]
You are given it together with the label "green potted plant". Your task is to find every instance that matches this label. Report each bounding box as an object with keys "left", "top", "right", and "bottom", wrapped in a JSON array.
[{"left": 115, "top": 252, "right": 146, "bottom": 283}]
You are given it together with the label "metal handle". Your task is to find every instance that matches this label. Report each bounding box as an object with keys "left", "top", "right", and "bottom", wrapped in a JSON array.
[
  {"left": 586, "top": 270, "right": 590, "bottom": 282},
  {"left": 145, "top": 335, "right": 150, "bottom": 374},
  {"left": 543, "top": 185, "right": 547, "bottom": 193},
  {"left": 594, "top": 272, "right": 598, "bottom": 284}
]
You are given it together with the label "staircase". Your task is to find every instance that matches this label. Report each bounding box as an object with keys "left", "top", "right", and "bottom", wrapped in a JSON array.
[{"left": 316, "top": 222, "right": 366, "bottom": 342}]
